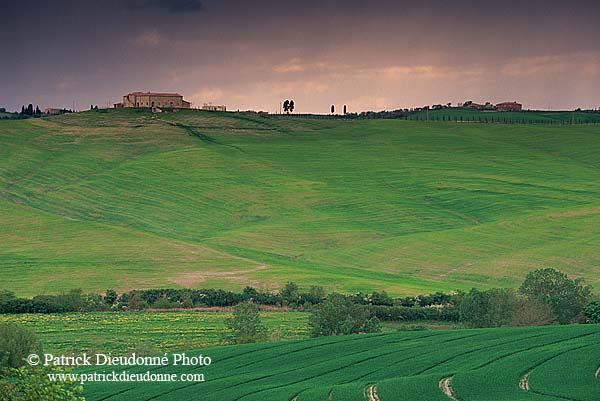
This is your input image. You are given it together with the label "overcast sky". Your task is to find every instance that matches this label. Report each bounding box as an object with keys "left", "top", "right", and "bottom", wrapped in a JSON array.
[{"left": 2, "top": 0, "right": 600, "bottom": 113}]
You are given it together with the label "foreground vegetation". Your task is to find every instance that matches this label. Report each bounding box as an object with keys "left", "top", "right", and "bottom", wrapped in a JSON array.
[
  {"left": 0, "top": 312, "right": 308, "bottom": 356},
  {"left": 79, "top": 323, "right": 600, "bottom": 401},
  {"left": 1, "top": 109, "right": 600, "bottom": 296}
]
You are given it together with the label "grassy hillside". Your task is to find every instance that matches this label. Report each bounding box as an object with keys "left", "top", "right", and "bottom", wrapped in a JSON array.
[
  {"left": 80, "top": 324, "right": 600, "bottom": 401},
  {"left": 1, "top": 109, "right": 599, "bottom": 295}
]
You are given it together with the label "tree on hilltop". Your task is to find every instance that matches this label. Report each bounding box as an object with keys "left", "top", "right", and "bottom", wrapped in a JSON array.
[{"left": 288, "top": 100, "right": 294, "bottom": 113}]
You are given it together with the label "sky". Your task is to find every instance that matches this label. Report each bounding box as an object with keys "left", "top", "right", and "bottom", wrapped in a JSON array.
[{"left": 2, "top": 0, "right": 600, "bottom": 113}]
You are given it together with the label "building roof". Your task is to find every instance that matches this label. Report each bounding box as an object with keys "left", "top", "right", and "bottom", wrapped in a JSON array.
[{"left": 127, "top": 92, "right": 183, "bottom": 97}]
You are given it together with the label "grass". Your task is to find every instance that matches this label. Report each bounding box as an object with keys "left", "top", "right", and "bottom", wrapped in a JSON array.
[
  {"left": 0, "top": 310, "right": 459, "bottom": 356},
  {"left": 1, "top": 109, "right": 599, "bottom": 296},
  {"left": 78, "top": 323, "right": 600, "bottom": 400},
  {"left": 0, "top": 311, "right": 309, "bottom": 355}
]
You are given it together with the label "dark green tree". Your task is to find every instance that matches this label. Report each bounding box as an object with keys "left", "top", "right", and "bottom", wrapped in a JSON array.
[
  {"left": 459, "top": 288, "right": 518, "bottom": 328},
  {"left": 0, "top": 365, "right": 84, "bottom": 401},
  {"left": 0, "top": 323, "right": 42, "bottom": 371},
  {"left": 105, "top": 289, "right": 118, "bottom": 306},
  {"left": 309, "top": 293, "right": 381, "bottom": 337},
  {"left": 281, "top": 282, "right": 299, "bottom": 306},
  {"left": 520, "top": 268, "right": 593, "bottom": 324},
  {"left": 223, "top": 302, "right": 267, "bottom": 344},
  {"left": 584, "top": 300, "right": 600, "bottom": 324}
]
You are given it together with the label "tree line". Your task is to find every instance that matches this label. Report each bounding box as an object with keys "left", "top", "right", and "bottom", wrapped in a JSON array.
[
  {"left": 2, "top": 268, "right": 596, "bottom": 330},
  {"left": 223, "top": 268, "right": 598, "bottom": 345}
]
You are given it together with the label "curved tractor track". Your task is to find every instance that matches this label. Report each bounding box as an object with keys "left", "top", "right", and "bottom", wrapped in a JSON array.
[
  {"left": 439, "top": 376, "right": 459, "bottom": 400},
  {"left": 364, "top": 384, "right": 381, "bottom": 401}
]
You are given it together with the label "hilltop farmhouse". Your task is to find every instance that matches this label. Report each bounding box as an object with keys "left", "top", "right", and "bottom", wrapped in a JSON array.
[
  {"left": 495, "top": 101, "right": 522, "bottom": 112},
  {"left": 114, "top": 92, "right": 191, "bottom": 109},
  {"left": 462, "top": 100, "right": 523, "bottom": 111}
]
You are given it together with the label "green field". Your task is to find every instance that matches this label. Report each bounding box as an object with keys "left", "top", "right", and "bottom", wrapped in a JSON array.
[
  {"left": 1, "top": 109, "right": 600, "bottom": 296},
  {"left": 0, "top": 311, "right": 309, "bottom": 355},
  {"left": 78, "top": 323, "right": 600, "bottom": 401}
]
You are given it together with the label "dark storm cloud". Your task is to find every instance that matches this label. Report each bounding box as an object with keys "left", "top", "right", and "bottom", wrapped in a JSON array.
[
  {"left": 123, "top": 0, "right": 204, "bottom": 14},
  {"left": 124, "top": 0, "right": 204, "bottom": 13},
  {"left": 1, "top": 0, "right": 599, "bottom": 112}
]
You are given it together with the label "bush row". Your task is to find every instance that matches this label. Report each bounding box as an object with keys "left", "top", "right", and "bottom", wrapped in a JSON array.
[{"left": 0, "top": 285, "right": 461, "bottom": 317}]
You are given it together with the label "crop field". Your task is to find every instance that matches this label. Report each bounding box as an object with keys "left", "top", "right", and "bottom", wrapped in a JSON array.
[
  {"left": 1, "top": 109, "right": 600, "bottom": 296},
  {"left": 0, "top": 311, "right": 309, "bottom": 355},
  {"left": 80, "top": 323, "right": 600, "bottom": 401}
]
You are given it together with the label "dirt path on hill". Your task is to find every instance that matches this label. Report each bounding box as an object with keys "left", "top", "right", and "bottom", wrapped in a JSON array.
[
  {"left": 439, "top": 377, "right": 459, "bottom": 400},
  {"left": 364, "top": 384, "right": 381, "bottom": 401},
  {"left": 436, "top": 260, "right": 480, "bottom": 279},
  {"left": 595, "top": 365, "right": 600, "bottom": 378},
  {"left": 519, "top": 372, "right": 530, "bottom": 391},
  {"left": 168, "top": 264, "right": 268, "bottom": 287}
]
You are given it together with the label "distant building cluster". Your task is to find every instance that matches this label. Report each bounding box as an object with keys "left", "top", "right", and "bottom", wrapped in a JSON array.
[
  {"left": 462, "top": 101, "right": 522, "bottom": 112},
  {"left": 43, "top": 108, "right": 64, "bottom": 115},
  {"left": 495, "top": 101, "right": 523, "bottom": 112},
  {"left": 202, "top": 103, "right": 226, "bottom": 112},
  {"left": 114, "top": 92, "right": 191, "bottom": 109}
]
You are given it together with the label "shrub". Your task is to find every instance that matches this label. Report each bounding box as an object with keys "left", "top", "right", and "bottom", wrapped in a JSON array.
[
  {"left": 126, "top": 293, "right": 148, "bottom": 310},
  {"left": 223, "top": 302, "right": 268, "bottom": 344},
  {"left": 105, "top": 289, "right": 118, "bottom": 306},
  {"left": 510, "top": 296, "right": 556, "bottom": 327},
  {"left": 281, "top": 282, "right": 300, "bottom": 306},
  {"left": 370, "top": 305, "right": 459, "bottom": 322},
  {"left": 153, "top": 296, "right": 174, "bottom": 309},
  {"left": 0, "top": 366, "right": 84, "bottom": 401},
  {"left": 309, "top": 293, "right": 381, "bottom": 337},
  {"left": 459, "top": 288, "right": 518, "bottom": 328},
  {"left": 0, "top": 291, "right": 16, "bottom": 307},
  {"left": 584, "top": 300, "right": 600, "bottom": 324},
  {"left": 0, "top": 323, "right": 42, "bottom": 372},
  {"left": 0, "top": 299, "right": 65, "bottom": 314}
]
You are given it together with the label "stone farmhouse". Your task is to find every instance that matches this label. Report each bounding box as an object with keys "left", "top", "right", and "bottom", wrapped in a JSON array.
[
  {"left": 495, "top": 101, "right": 522, "bottom": 112},
  {"left": 114, "top": 92, "right": 191, "bottom": 109}
]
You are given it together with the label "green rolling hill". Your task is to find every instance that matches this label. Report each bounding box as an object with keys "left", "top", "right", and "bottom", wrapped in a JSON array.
[
  {"left": 80, "top": 324, "right": 600, "bottom": 401},
  {"left": 1, "top": 109, "right": 599, "bottom": 296}
]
